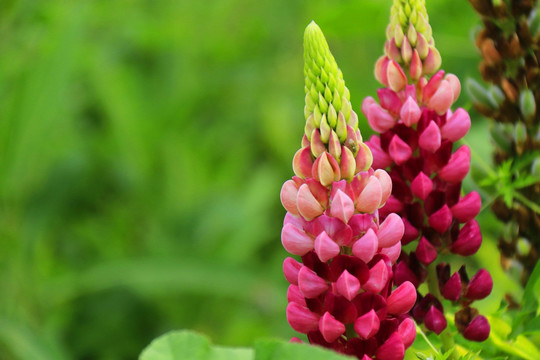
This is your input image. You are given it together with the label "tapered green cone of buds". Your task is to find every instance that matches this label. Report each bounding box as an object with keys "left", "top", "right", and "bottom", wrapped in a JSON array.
[{"left": 378, "top": 0, "right": 441, "bottom": 80}]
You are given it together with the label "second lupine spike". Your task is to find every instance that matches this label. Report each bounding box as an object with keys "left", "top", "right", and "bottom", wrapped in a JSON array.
[
  {"left": 281, "top": 21, "right": 417, "bottom": 360},
  {"left": 364, "top": 0, "right": 492, "bottom": 345}
]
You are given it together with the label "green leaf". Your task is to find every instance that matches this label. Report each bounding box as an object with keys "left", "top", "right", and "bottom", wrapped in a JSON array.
[
  {"left": 139, "top": 331, "right": 354, "bottom": 360},
  {"left": 254, "top": 339, "right": 353, "bottom": 360},
  {"left": 139, "top": 330, "right": 253, "bottom": 360}
]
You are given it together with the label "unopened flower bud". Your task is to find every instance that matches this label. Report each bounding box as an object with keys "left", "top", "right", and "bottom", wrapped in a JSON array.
[
  {"left": 313, "top": 152, "right": 341, "bottom": 186},
  {"left": 286, "top": 302, "right": 320, "bottom": 333},
  {"left": 380, "top": 241, "right": 401, "bottom": 264},
  {"left": 423, "top": 47, "right": 442, "bottom": 75},
  {"left": 419, "top": 120, "right": 442, "bottom": 153},
  {"left": 387, "top": 281, "right": 417, "bottom": 315},
  {"left": 388, "top": 135, "right": 413, "bottom": 165},
  {"left": 409, "top": 50, "right": 423, "bottom": 80},
  {"left": 445, "top": 74, "right": 461, "bottom": 101},
  {"left": 356, "top": 176, "right": 383, "bottom": 214},
  {"left": 353, "top": 228, "right": 379, "bottom": 263},
  {"left": 374, "top": 56, "right": 390, "bottom": 86},
  {"left": 410, "top": 171, "right": 433, "bottom": 200},
  {"left": 451, "top": 191, "right": 481, "bottom": 223},
  {"left": 288, "top": 284, "right": 307, "bottom": 306},
  {"left": 451, "top": 219, "right": 482, "bottom": 256},
  {"left": 363, "top": 260, "right": 389, "bottom": 294},
  {"left": 400, "top": 96, "right": 422, "bottom": 127},
  {"left": 314, "top": 231, "right": 340, "bottom": 262},
  {"left": 296, "top": 184, "right": 324, "bottom": 220},
  {"left": 377, "top": 213, "right": 405, "bottom": 248},
  {"left": 375, "top": 333, "right": 405, "bottom": 360},
  {"left": 438, "top": 145, "right": 471, "bottom": 183},
  {"left": 427, "top": 80, "right": 454, "bottom": 115},
  {"left": 354, "top": 309, "right": 380, "bottom": 339},
  {"left": 283, "top": 257, "right": 303, "bottom": 285},
  {"left": 463, "top": 315, "right": 490, "bottom": 342},
  {"left": 368, "top": 103, "right": 396, "bottom": 133},
  {"left": 465, "top": 269, "right": 493, "bottom": 300},
  {"left": 281, "top": 180, "right": 300, "bottom": 216},
  {"left": 398, "top": 318, "right": 416, "bottom": 348},
  {"left": 293, "top": 147, "right": 314, "bottom": 179},
  {"left": 355, "top": 143, "right": 374, "bottom": 174},
  {"left": 441, "top": 272, "right": 462, "bottom": 301},
  {"left": 282, "top": 223, "right": 313, "bottom": 256},
  {"left": 416, "top": 236, "right": 438, "bottom": 265},
  {"left": 331, "top": 190, "right": 355, "bottom": 224},
  {"left": 441, "top": 108, "right": 471, "bottom": 142},
  {"left": 425, "top": 306, "right": 447, "bottom": 335},
  {"left": 336, "top": 270, "right": 361, "bottom": 301},
  {"left": 387, "top": 60, "right": 408, "bottom": 92},
  {"left": 298, "top": 266, "right": 329, "bottom": 298},
  {"left": 428, "top": 204, "right": 452, "bottom": 234},
  {"left": 319, "top": 312, "right": 346, "bottom": 343}
]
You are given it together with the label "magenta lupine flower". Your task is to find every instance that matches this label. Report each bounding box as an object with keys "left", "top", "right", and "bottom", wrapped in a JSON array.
[
  {"left": 280, "top": 22, "right": 417, "bottom": 359},
  {"left": 363, "top": 0, "right": 492, "bottom": 341}
]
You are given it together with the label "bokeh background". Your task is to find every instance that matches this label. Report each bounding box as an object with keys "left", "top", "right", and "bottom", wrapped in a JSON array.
[{"left": 0, "top": 1, "right": 522, "bottom": 359}]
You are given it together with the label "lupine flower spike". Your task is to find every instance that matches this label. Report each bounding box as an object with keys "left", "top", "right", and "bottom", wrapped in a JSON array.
[
  {"left": 363, "top": 0, "right": 492, "bottom": 346},
  {"left": 467, "top": 0, "right": 540, "bottom": 284},
  {"left": 280, "top": 21, "right": 417, "bottom": 359}
]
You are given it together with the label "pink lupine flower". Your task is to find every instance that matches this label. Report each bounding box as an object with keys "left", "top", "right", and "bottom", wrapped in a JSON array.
[
  {"left": 364, "top": 0, "right": 492, "bottom": 343},
  {"left": 279, "top": 22, "right": 416, "bottom": 359}
]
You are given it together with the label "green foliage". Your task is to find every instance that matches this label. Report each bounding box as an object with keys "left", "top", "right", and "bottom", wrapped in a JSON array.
[{"left": 139, "top": 330, "right": 352, "bottom": 360}]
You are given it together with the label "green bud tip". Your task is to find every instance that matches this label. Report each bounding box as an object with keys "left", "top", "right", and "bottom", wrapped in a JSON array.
[
  {"left": 303, "top": 21, "right": 357, "bottom": 141},
  {"left": 388, "top": 0, "right": 434, "bottom": 49}
]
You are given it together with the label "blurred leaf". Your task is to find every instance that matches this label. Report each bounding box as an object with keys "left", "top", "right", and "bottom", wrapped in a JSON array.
[{"left": 253, "top": 338, "right": 353, "bottom": 360}]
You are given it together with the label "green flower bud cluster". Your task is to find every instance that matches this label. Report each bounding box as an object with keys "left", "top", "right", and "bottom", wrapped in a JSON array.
[
  {"left": 387, "top": 0, "right": 432, "bottom": 44},
  {"left": 303, "top": 22, "right": 358, "bottom": 146}
]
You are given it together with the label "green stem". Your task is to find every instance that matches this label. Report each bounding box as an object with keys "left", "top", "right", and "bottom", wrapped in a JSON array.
[
  {"left": 514, "top": 191, "right": 540, "bottom": 215},
  {"left": 426, "top": 263, "right": 458, "bottom": 360}
]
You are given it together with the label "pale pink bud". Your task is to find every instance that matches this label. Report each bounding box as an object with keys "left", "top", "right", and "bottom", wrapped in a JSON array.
[
  {"left": 378, "top": 88, "right": 402, "bottom": 115},
  {"left": 422, "top": 70, "right": 445, "bottom": 101},
  {"left": 388, "top": 135, "right": 412, "bottom": 165},
  {"left": 451, "top": 219, "right": 482, "bottom": 256},
  {"left": 306, "top": 179, "right": 329, "bottom": 208},
  {"left": 298, "top": 266, "right": 328, "bottom": 298},
  {"left": 356, "top": 176, "right": 383, "bottom": 214},
  {"left": 355, "top": 143, "right": 374, "bottom": 174},
  {"left": 380, "top": 241, "right": 401, "bottom": 264},
  {"left": 328, "top": 131, "right": 342, "bottom": 161},
  {"left": 313, "top": 152, "right": 341, "bottom": 187},
  {"left": 293, "top": 147, "right": 314, "bottom": 179},
  {"left": 319, "top": 312, "right": 345, "bottom": 343},
  {"left": 401, "top": 37, "right": 413, "bottom": 64},
  {"left": 427, "top": 80, "right": 454, "bottom": 115},
  {"left": 386, "top": 39, "right": 402, "bottom": 62},
  {"left": 374, "top": 56, "right": 390, "bottom": 86},
  {"left": 425, "top": 306, "right": 447, "bottom": 335},
  {"left": 314, "top": 231, "right": 340, "bottom": 263},
  {"left": 463, "top": 315, "right": 490, "bottom": 342},
  {"left": 423, "top": 47, "right": 442, "bottom": 75},
  {"left": 283, "top": 257, "right": 302, "bottom": 285},
  {"left": 451, "top": 191, "right": 481, "bottom": 223},
  {"left": 368, "top": 103, "right": 396, "bottom": 133},
  {"left": 416, "top": 236, "right": 438, "bottom": 265},
  {"left": 410, "top": 171, "right": 433, "bottom": 200},
  {"left": 387, "top": 281, "right": 417, "bottom": 315},
  {"left": 376, "top": 333, "right": 405, "bottom": 360},
  {"left": 465, "top": 269, "right": 493, "bottom": 300},
  {"left": 352, "top": 228, "right": 378, "bottom": 263},
  {"left": 280, "top": 180, "right": 300, "bottom": 216},
  {"left": 287, "top": 284, "right": 307, "bottom": 306},
  {"left": 290, "top": 337, "right": 303, "bottom": 343},
  {"left": 398, "top": 318, "right": 416, "bottom": 348},
  {"left": 445, "top": 73, "right": 461, "bottom": 101},
  {"left": 374, "top": 169, "right": 392, "bottom": 206},
  {"left": 341, "top": 146, "right": 357, "bottom": 180},
  {"left": 354, "top": 309, "right": 380, "bottom": 339},
  {"left": 310, "top": 129, "right": 326, "bottom": 158},
  {"left": 400, "top": 97, "right": 422, "bottom": 127},
  {"left": 416, "top": 33, "right": 429, "bottom": 59},
  {"left": 336, "top": 270, "right": 361, "bottom": 301},
  {"left": 428, "top": 204, "right": 452, "bottom": 234},
  {"left": 366, "top": 136, "right": 393, "bottom": 169},
  {"left": 297, "top": 184, "right": 324, "bottom": 221},
  {"left": 409, "top": 50, "right": 423, "bottom": 80},
  {"left": 286, "top": 302, "right": 320, "bottom": 333},
  {"left": 281, "top": 223, "right": 313, "bottom": 256},
  {"left": 438, "top": 146, "right": 471, "bottom": 183},
  {"left": 363, "top": 260, "right": 389, "bottom": 294},
  {"left": 441, "top": 272, "right": 462, "bottom": 301},
  {"left": 387, "top": 60, "right": 407, "bottom": 92},
  {"left": 330, "top": 190, "right": 355, "bottom": 224},
  {"left": 419, "top": 121, "right": 442, "bottom": 153},
  {"left": 362, "top": 96, "right": 377, "bottom": 118},
  {"left": 441, "top": 108, "right": 471, "bottom": 142},
  {"left": 377, "top": 213, "right": 405, "bottom": 248}
]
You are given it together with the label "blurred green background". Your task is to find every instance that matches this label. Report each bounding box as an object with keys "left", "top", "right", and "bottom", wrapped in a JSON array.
[{"left": 0, "top": 1, "right": 519, "bottom": 359}]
